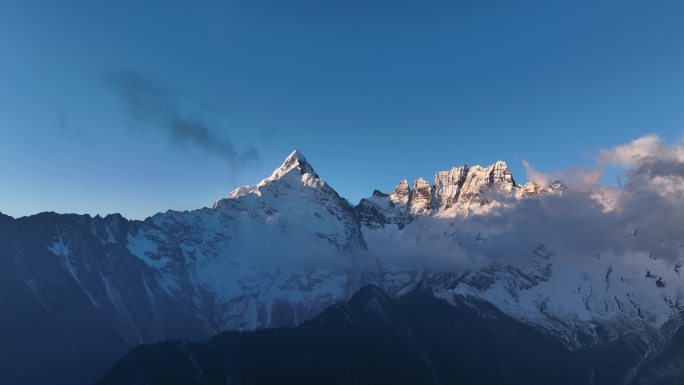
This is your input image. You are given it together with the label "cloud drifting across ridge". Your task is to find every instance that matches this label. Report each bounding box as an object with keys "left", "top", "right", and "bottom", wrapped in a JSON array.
[
  {"left": 361, "top": 135, "right": 684, "bottom": 271},
  {"left": 466, "top": 135, "right": 684, "bottom": 266},
  {"left": 106, "top": 69, "right": 258, "bottom": 164}
]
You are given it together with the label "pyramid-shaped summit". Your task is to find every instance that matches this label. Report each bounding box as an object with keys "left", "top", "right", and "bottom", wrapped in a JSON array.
[
  {"left": 268, "top": 149, "right": 319, "bottom": 180},
  {"left": 216, "top": 149, "right": 327, "bottom": 205}
]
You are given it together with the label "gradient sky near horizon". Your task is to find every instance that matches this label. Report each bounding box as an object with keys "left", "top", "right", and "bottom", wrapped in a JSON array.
[{"left": 1, "top": 0, "right": 684, "bottom": 219}]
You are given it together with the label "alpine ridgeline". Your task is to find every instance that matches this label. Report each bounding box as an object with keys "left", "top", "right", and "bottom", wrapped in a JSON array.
[{"left": 1, "top": 150, "right": 680, "bottom": 385}]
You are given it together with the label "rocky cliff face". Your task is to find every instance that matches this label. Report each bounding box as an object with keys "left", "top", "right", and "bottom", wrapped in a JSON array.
[
  {"left": 356, "top": 159, "right": 560, "bottom": 228},
  {"left": 433, "top": 165, "right": 468, "bottom": 210}
]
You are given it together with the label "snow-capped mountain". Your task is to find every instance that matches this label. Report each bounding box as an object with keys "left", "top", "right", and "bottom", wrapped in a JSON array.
[{"left": 1, "top": 149, "right": 682, "bottom": 385}]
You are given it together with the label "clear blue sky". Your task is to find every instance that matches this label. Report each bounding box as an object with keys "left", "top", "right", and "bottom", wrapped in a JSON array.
[{"left": 1, "top": 0, "right": 684, "bottom": 219}]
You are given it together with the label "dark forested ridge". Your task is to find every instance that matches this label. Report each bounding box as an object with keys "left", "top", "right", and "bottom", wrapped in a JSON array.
[{"left": 97, "top": 285, "right": 661, "bottom": 385}]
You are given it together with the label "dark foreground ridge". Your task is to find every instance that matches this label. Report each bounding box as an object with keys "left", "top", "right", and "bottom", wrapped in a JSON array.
[{"left": 96, "top": 284, "right": 652, "bottom": 385}]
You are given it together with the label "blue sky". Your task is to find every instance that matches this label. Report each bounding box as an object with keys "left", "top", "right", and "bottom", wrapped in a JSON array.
[{"left": 1, "top": 0, "right": 684, "bottom": 219}]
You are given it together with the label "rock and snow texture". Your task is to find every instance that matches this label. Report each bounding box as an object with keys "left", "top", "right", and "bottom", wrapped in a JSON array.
[
  {"left": 356, "top": 159, "right": 561, "bottom": 227},
  {"left": 30, "top": 150, "right": 682, "bottom": 340},
  {"left": 213, "top": 149, "right": 363, "bottom": 251},
  {"left": 5, "top": 147, "right": 684, "bottom": 385}
]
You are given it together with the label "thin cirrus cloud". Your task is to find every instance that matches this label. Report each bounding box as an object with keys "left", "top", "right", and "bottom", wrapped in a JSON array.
[{"left": 105, "top": 69, "right": 258, "bottom": 164}]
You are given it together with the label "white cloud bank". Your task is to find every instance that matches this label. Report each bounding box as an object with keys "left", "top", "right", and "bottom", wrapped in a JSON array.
[{"left": 364, "top": 135, "right": 684, "bottom": 271}]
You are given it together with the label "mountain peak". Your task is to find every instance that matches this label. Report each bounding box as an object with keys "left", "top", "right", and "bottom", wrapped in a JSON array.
[
  {"left": 270, "top": 149, "right": 319, "bottom": 180},
  {"left": 217, "top": 149, "right": 323, "bottom": 204},
  {"left": 285, "top": 148, "right": 306, "bottom": 164}
]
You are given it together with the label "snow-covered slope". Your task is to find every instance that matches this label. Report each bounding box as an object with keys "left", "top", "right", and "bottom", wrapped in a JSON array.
[{"left": 2, "top": 149, "right": 683, "bottom": 385}]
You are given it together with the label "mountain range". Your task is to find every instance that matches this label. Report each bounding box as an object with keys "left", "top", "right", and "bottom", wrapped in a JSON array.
[{"left": 2, "top": 150, "right": 684, "bottom": 385}]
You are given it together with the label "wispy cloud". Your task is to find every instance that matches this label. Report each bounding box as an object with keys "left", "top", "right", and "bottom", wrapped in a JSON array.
[
  {"left": 105, "top": 69, "right": 258, "bottom": 164},
  {"left": 58, "top": 110, "right": 91, "bottom": 145},
  {"left": 358, "top": 135, "right": 684, "bottom": 272},
  {"left": 465, "top": 135, "right": 684, "bottom": 265}
]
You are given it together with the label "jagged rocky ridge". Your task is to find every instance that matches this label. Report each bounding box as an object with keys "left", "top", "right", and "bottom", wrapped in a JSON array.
[
  {"left": 355, "top": 159, "right": 562, "bottom": 228},
  {"left": 0, "top": 150, "right": 681, "bottom": 385}
]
